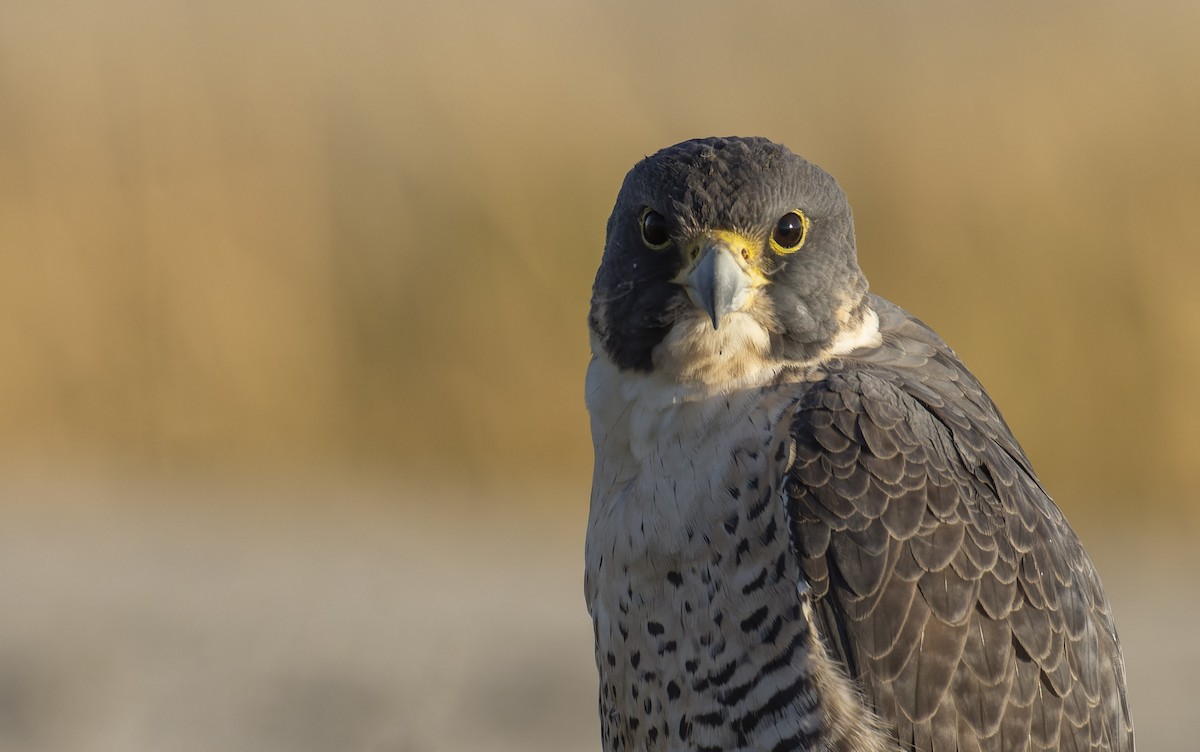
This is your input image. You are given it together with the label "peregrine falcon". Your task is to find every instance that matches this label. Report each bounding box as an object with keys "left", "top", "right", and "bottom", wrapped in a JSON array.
[{"left": 584, "top": 137, "right": 1133, "bottom": 752}]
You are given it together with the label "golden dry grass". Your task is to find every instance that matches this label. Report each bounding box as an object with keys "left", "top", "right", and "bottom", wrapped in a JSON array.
[{"left": 2, "top": 0, "right": 1200, "bottom": 509}]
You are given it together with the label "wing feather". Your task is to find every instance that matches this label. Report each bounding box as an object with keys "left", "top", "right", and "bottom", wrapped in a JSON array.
[{"left": 781, "top": 298, "right": 1134, "bottom": 751}]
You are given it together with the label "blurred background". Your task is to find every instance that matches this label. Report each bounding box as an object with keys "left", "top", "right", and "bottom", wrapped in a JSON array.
[{"left": 0, "top": 0, "right": 1197, "bottom": 749}]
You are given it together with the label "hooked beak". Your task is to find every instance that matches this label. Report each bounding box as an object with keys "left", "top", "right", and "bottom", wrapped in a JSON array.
[{"left": 681, "top": 239, "right": 755, "bottom": 329}]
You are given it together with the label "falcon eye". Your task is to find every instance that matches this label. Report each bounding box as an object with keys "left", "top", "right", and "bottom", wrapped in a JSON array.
[
  {"left": 770, "top": 210, "right": 809, "bottom": 254},
  {"left": 639, "top": 208, "right": 672, "bottom": 250}
]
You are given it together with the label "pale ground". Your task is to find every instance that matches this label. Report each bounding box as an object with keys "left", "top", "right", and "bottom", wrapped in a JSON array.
[{"left": 0, "top": 474, "right": 1191, "bottom": 751}]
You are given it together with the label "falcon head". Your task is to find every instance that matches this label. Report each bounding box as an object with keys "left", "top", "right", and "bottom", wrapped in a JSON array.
[{"left": 589, "top": 137, "right": 877, "bottom": 388}]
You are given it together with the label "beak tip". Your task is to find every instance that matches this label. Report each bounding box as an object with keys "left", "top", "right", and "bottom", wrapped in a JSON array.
[{"left": 687, "top": 245, "right": 750, "bottom": 331}]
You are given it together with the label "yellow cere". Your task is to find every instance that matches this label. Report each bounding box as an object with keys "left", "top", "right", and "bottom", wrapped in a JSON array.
[{"left": 680, "top": 229, "right": 772, "bottom": 287}]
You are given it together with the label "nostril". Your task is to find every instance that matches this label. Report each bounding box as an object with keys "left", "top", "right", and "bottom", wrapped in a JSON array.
[{"left": 741, "top": 248, "right": 750, "bottom": 262}]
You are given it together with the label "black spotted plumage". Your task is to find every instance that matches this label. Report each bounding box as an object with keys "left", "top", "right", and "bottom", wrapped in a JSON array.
[{"left": 585, "top": 137, "right": 1133, "bottom": 752}]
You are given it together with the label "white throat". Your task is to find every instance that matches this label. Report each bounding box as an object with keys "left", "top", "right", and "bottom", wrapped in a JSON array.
[
  {"left": 638, "top": 304, "right": 881, "bottom": 398},
  {"left": 586, "top": 304, "right": 880, "bottom": 468}
]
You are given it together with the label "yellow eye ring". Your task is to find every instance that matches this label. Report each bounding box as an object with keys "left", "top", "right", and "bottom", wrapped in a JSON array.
[
  {"left": 639, "top": 208, "right": 672, "bottom": 250},
  {"left": 769, "top": 210, "right": 810, "bottom": 254}
]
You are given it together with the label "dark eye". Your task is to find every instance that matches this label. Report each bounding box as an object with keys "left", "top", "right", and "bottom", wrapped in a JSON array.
[
  {"left": 770, "top": 210, "right": 808, "bottom": 253},
  {"left": 640, "top": 209, "right": 671, "bottom": 249}
]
